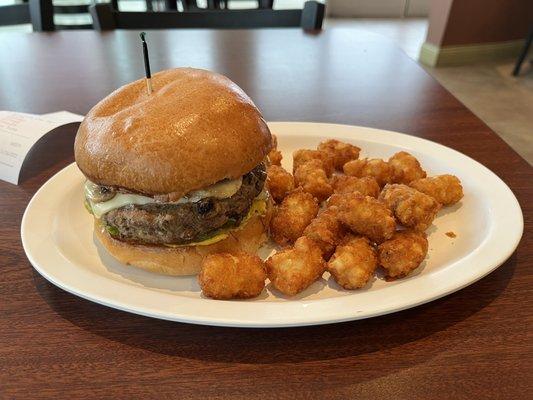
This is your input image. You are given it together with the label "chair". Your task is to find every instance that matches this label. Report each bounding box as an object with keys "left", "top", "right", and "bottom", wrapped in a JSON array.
[
  {"left": 0, "top": 1, "right": 30, "bottom": 27},
  {"left": 27, "top": 0, "right": 93, "bottom": 30},
  {"left": 0, "top": 0, "right": 55, "bottom": 31},
  {"left": 89, "top": 1, "right": 325, "bottom": 30},
  {"left": 202, "top": 0, "right": 274, "bottom": 10},
  {"left": 27, "top": 0, "right": 137, "bottom": 31},
  {"left": 512, "top": 26, "right": 532, "bottom": 76},
  {"left": 0, "top": 0, "right": 54, "bottom": 31}
]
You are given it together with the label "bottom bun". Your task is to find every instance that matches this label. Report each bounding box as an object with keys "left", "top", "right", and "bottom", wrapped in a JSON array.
[{"left": 94, "top": 212, "right": 270, "bottom": 276}]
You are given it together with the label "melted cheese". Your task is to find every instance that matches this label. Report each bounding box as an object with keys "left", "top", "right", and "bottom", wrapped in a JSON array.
[
  {"left": 90, "top": 193, "right": 155, "bottom": 218},
  {"left": 85, "top": 178, "right": 243, "bottom": 219},
  {"left": 178, "top": 177, "right": 242, "bottom": 203}
]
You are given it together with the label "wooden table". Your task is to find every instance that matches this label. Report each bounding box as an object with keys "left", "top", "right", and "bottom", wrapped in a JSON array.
[{"left": 0, "top": 29, "right": 531, "bottom": 399}]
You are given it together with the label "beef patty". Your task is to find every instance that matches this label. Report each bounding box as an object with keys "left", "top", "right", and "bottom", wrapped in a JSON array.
[{"left": 101, "top": 163, "right": 266, "bottom": 245}]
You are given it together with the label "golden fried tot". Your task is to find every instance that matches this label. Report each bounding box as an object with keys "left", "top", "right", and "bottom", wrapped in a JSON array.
[
  {"left": 317, "top": 139, "right": 360, "bottom": 170},
  {"left": 326, "top": 193, "right": 349, "bottom": 209},
  {"left": 303, "top": 207, "right": 346, "bottom": 259},
  {"left": 331, "top": 175, "right": 380, "bottom": 198},
  {"left": 270, "top": 188, "right": 319, "bottom": 245},
  {"left": 266, "top": 236, "right": 325, "bottom": 296},
  {"left": 409, "top": 174, "right": 463, "bottom": 206},
  {"left": 294, "top": 159, "right": 333, "bottom": 202},
  {"left": 293, "top": 149, "right": 334, "bottom": 176},
  {"left": 336, "top": 193, "right": 396, "bottom": 244},
  {"left": 379, "top": 184, "right": 441, "bottom": 232},
  {"left": 198, "top": 252, "right": 266, "bottom": 300},
  {"left": 343, "top": 158, "right": 392, "bottom": 187},
  {"left": 388, "top": 151, "right": 426, "bottom": 184},
  {"left": 327, "top": 235, "right": 378, "bottom": 289},
  {"left": 267, "top": 165, "right": 295, "bottom": 203},
  {"left": 267, "top": 134, "right": 282, "bottom": 166},
  {"left": 378, "top": 230, "right": 428, "bottom": 280},
  {"left": 268, "top": 149, "right": 282, "bottom": 166},
  {"left": 342, "top": 158, "right": 365, "bottom": 177}
]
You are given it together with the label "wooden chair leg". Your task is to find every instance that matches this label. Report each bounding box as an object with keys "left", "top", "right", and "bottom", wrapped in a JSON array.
[{"left": 513, "top": 27, "right": 532, "bottom": 76}]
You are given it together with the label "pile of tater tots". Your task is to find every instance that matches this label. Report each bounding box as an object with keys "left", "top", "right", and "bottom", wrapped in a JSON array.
[{"left": 198, "top": 135, "right": 463, "bottom": 300}]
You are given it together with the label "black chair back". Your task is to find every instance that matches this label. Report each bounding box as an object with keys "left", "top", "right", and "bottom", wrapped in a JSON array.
[
  {"left": 28, "top": 0, "right": 96, "bottom": 31},
  {"left": 199, "top": 0, "right": 274, "bottom": 10},
  {"left": 0, "top": 2, "right": 30, "bottom": 26},
  {"left": 90, "top": 1, "right": 325, "bottom": 30},
  {"left": 52, "top": 1, "right": 92, "bottom": 30}
]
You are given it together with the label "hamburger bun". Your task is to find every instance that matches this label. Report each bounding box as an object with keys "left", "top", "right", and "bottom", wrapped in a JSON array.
[
  {"left": 75, "top": 68, "right": 271, "bottom": 199},
  {"left": 95, "top": 207, "right": 271, "bottom": 276}
]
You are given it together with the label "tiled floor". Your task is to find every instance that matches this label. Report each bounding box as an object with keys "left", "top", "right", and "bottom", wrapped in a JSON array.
[
  {"left": 1, "top": 12, "right": 531, "bottom": 163},
  {"left": 428, "top": 61, "right": 533, "bottom": 165}
]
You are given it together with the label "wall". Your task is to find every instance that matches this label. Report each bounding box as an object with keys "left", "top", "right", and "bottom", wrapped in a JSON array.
[
  {"left": 427, "top": 0, "right": 533, "bottom": 47},
  {"left": 421, "top": 0, "right": 532, "bottom": 66},
  {"left": 406, "top": 0, "right": 430, "bottom": 17},
  {"left": 327, "top": 0, "right": 430, "bottom": 18},
  {"left": 426, "top": 0, "right": 453, "bottom": 45},
  {"left": 442, "top": 0, "right": 532, "bottom": 45}
]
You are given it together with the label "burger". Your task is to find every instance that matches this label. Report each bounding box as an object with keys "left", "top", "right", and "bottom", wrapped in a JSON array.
[{"left": 75, "top": 68, "right": 272, "bottom": 276}]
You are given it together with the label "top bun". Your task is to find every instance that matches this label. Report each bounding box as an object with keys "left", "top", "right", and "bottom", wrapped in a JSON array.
[{"left": 75, "top": 68, "right": 271, "bottom": 198}]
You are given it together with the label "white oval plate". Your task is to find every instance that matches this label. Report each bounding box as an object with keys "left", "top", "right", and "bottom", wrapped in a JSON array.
[{"left": 21, "top": 122, "right": 523, "bottom": 327}]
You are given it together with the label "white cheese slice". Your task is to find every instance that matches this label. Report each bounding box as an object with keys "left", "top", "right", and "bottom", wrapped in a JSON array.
[
  {"left": 86, "top": 177, "right": 243, "bottom": 218},
  {"left": 177, "top": 177, "right": 243, "bottom": 204},
  {"left": 90, "top": 193, "right": 154, "bottom": 218}
]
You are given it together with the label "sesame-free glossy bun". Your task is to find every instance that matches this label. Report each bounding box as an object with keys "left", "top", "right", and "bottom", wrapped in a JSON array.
[{"left": 75, "top": 68, "right": 271, "bottom": 198}]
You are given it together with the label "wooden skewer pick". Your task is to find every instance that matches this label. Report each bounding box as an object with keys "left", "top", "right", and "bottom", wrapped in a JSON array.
[{"left": 139, "top": 32, "right": 152, "bottom": 95}]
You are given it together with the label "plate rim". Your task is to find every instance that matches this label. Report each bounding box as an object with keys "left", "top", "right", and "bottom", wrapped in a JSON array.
[{"left": 21, "top": 122, "right": 524, "bottom": 328}]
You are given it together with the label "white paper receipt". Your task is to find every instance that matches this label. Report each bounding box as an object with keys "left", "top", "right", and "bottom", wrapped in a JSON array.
[{"left": 0, "top": 111, "right": 83, "bottom": 184}]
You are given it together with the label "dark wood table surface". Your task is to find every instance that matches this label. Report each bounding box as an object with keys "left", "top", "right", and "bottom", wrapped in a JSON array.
[{"left": 0, "top": 29, "right": 531, "bottom": 399}]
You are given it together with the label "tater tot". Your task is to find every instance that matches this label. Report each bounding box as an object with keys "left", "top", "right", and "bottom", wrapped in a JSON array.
[
  {"left": 266, "top": 236, "right": 325, "bottom": 296},
  {"left": 336, "top": 192, "right": 396, "bottom": 244},
  {"left": 268, "top": 149, "right": 282, "bottom": 166},
  {"left": 343, "top": 158, "right": 392, "bottom": 187},
  {"left": 331, "top": 175, "right": 380, "bottom": 198},
  {"left": 409, "top": 174, "right": 463, "bottom": 206},
  {"left": 378, "top": 230, "right": 428, "bottom": 279},
  {"left": 342, "top": 158, "right": 365, "bottom": 177},
  {"left": 303, "top": 207, "right": 346, "bottom": 259},
  {"left": 326, "top": 193, "right": 349, "bottom": 209},
  {"left": 294, "top": 159, "right": 333, "bottom": 202},
  {"left": 198, "top": 252, "right": 266, "bottom": 299},
  {"left": 267, "top": 134, "right": 282, "bottom": 166},
  {"left": 293, "top": 149, "right": 334, "bottom": 176},
  {"left": 327, "top": 235, "right": 378, "bottom": 289},
  {"left": 270, "top": 188, "right": 319, "bottom": 245},
  {"left": 317, "top": 139, "right": 361, "bottom": 170},
  {"left": 388, "top": 151, "right": 426, "bottom": 184},
  {"left": 267, "top": 165, "right": 295, "bottom": 203},
  {"left": 379, "top": 184, "right": 441, "bottom": 231}
]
